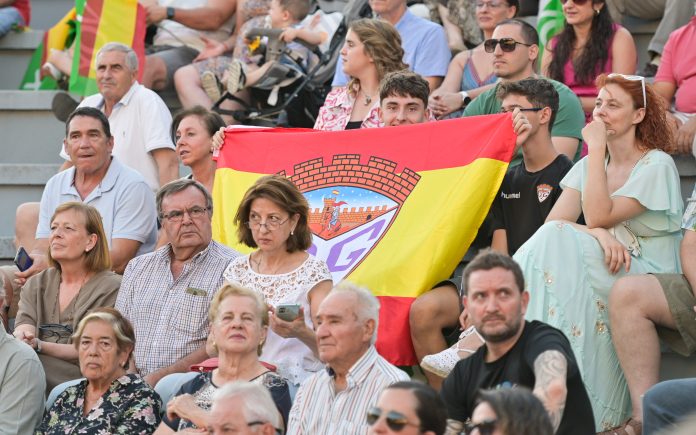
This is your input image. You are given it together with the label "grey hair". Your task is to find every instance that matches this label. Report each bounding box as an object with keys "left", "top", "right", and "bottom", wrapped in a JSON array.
[
  {"left": 331, "top": 282, "right": 380, "bottom": 345},
  {"left": 96, "top": 42, "right": 138, "bottom": 71},
  {"left": 156, "top": 178, "right": 213, "bottom": 218},
  {"left": 212, "top": 382, "right": 282, "bottom": 429}
]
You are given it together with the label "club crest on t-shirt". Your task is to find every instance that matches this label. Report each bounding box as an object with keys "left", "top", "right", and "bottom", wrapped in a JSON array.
[{"left": 537, "top": 184, "right": 553, "bottom": 203}]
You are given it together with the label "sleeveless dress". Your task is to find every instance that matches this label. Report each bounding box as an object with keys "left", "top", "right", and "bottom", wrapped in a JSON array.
[
  {"left": 513, "top": 150, "right": 683, "bottom": 430},
  {"left": 223, "top": 254, "right": 332, "bottom": 386}
]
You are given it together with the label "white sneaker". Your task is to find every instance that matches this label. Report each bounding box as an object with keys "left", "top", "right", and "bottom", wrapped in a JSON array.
[{"left": 420, "top": 326, "right": 485, "bottom": 378}]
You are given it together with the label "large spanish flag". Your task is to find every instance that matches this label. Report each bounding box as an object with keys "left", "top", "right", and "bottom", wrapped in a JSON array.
[
  {"left": 213, "top": 116, "right": 515, "bottom": 365},
  {"left": 69, "top": 0, "right": 146, "bottom": 96}
]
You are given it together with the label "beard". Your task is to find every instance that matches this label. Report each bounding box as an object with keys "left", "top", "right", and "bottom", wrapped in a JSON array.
[{"left": 476, "top": 314, "right": 523, "bottom": 343}]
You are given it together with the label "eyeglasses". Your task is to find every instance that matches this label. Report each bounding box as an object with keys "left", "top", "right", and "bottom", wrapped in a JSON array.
[
  {"left": 476, "top": 1, "right": 508, "bottom": 8},
  {"left": 464, "top": 419, "right": 498, "bottom": 435},
  {"left": 499, "top": 107, "right": 544, "bottom": 114},
  {"left": 246, "top": 215, "right": 289, "bottom": 231},
  {"left": 483, "top": 38, "right": 532, "bottom": 53},
  {"left": 160, "top": 206, "right": 210, "bottom": 223},
  {"left": 39, "top": 323, "right": 73, "bottom": 343},
  {"left": 560, "top": 0, "right": 590, "bottom": 4},
  {"left": 607, "top": 73, "right": 647, "bottom": 108},
  {"left": 366, "top": 407, "right": 420, "bottom": 432}
]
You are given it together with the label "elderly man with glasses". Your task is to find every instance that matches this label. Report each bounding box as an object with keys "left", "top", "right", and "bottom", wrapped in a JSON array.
[{"left": 115, "top": 178, "right": 240, "bottom": 388}]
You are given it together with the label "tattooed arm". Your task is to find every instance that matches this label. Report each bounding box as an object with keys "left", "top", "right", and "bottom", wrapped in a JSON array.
[{"left": 533, "top": 350, "right": 568, "bottom": 432}]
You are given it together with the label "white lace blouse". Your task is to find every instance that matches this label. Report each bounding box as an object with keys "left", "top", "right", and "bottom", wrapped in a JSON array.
[{"left": 222, "top": 254, "right": 332, "bottom": 385}]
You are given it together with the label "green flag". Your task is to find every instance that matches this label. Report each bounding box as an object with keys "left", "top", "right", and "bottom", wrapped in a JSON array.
[{"left": 537, "top": 0, "right": 565, "bottom": 58}]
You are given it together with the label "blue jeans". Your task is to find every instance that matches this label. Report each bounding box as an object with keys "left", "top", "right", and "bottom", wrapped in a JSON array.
[
  {"left": 0, "top": 7, "right": 24, "bottom": 37},
  {"left": 643, "top": 378, "right": 696, "bottom": 434}
]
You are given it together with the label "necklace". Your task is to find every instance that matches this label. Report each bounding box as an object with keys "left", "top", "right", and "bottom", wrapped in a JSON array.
[
  {"left": 252, "top": 252, "right": 283, "bottom": 275},
  {"left": 361, "top": 90, "right": 375, "bottom": 106},
  {"left": 633, "top": 149, "right": 649, "bottom": 170}
]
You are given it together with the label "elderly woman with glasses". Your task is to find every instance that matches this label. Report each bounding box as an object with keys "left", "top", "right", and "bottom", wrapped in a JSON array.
[
  {"left": 513, "top": 73, "right": 683, "bottom": 432},
  {"left": 155, "top": 283, "right": 290, "bottom": 433},
  {"left": 223, "top": 175, "right": 333, "bottom": 391},
  {"left": 13, "top": 202, "right": 121, "bottom": 393},
  {"left": 37, "top": 308, "right": 161, "bottom": 434},
  {"left": 542, "top": 0, "right": 636, "bottom": 155}
]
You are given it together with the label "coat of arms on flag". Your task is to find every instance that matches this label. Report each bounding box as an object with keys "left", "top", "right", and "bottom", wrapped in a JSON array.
[{"left": 212, "top": 116, "right": 516, "bottom": 364}]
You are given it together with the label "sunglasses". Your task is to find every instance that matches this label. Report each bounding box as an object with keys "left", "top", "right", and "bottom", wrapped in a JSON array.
[
  {"left": 464, "top": 419, "right": 498, "bottom": 435},
  {"left": 483, "top": 38, "right": 532, "bottom": 53},
  {"left": 607, "top": 73, "right": 647, "bottom": 108},
  {"left": 560, "top": 0, "right": 590, "bottom": 4},
  {"left": 366, "top": 407, "right": 419, "bottom": 432}
]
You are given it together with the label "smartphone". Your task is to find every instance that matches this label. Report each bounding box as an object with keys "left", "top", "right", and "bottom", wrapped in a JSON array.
[
  {"left": 276, "top": 304, "right": 301, "bottom": 322},
  {"left": 13, "top": 246, "right": 33, "bottom": 272}
]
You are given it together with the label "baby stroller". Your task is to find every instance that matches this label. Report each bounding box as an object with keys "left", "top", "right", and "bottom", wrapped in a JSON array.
[{"left": 211, "top": 0, "right": 372, "bottom": 127}]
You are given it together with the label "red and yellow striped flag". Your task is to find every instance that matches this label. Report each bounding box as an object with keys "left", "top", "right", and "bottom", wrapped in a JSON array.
[
  {"left": 70, "top": 0, "right": 146, "bottom": 96},
  {"left": 212, "top": 116, "right": 515, "bottom": 365}
]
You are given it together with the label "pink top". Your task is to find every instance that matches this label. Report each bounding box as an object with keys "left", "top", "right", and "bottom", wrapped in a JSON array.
[
  {"left": 313, "top": 86, "right": 383, "bottom": 131},
  {"left": 655, "top": 17, "right": 696, "bottom": 114},
  {"left": 551, "top": 23, "right": 620, "bottom": 122}
]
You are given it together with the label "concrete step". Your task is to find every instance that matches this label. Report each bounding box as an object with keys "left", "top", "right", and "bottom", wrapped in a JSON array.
[
  {"left": 0, "top": 90, "right": 67, "bottom": 164},
  {"left": 0, "top": 163, "right": 60, "bottom": 259},
  {"left": 29, "top": 0, "right": 74, "bottom": 31},
  {"left": 0, "top": 30, "right": 43, "bottom": 90}
]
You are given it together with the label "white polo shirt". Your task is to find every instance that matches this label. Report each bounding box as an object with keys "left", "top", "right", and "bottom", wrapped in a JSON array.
[
  {"left": 60, "top": 82, "right": 174, "bottom": 192},
  {"left": 37, "top": 157, "right": 158, "bottom": 256}
]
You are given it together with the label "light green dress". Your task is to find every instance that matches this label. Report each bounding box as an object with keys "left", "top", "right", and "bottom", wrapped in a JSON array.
[{"left": 513, "top": 149, "right": 683, "bottom": 430}]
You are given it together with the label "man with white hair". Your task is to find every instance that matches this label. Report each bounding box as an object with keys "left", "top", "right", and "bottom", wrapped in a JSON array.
[
  {"left": 207, "top": 382, "right": 282, "bottom": 435},
  {"left": 287, "top": 283, "right": 408, "bottom": 434}
]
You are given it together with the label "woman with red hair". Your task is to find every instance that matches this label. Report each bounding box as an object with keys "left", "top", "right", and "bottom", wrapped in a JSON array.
[{"left": 513, "top": 73, "right": 683, "bottom": 433}]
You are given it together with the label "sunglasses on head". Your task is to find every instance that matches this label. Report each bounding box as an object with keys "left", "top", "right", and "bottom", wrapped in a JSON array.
[
  {"left": 483, "top": 38, "right": 532, "bottom": 53},
  {"left": 366, "top": 407, "right": 419, "bottom": 432},
  {"left": 560, "top": 0, "right": 590, "bottom": 5},
  {"left": 607, "top": 73, "right": 647, "bottom": 108},
  {"left": 464, "top": 419, "right": 498, "bottom": 435}
]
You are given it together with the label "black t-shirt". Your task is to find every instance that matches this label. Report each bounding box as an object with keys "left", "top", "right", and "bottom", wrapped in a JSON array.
[
  {"left": 440, "top": 321, "right": 595, "bottom": 435},
  {"left": 490, "top": 155, "right": 573, "bottom": 255}
]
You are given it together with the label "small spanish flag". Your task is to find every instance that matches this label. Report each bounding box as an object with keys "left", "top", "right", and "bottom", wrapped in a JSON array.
[
  {"left": 212, "top": 116, "right": 515, "bottom": 365},
  {"left": 69, "top": 0, "right": 146, "bottom": 96}
]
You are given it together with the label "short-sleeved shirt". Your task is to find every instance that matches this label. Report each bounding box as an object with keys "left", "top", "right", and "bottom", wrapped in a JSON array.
[
  {"left": 37, "top": 157, "right": 158, "bottom": 256},
  {"left": 115, "top": 241, "right": 239, "bottom": 376},
  {"left": 654, "top": 17, "right": 696, "bottom": 114},
  {"left": 314, "top": 86, "right": 383, "bottom": 131},
  {"left": 464, "top": 77, "right": 585, "bottom": 166},
  {"left": 440, "top": 321, "right": 595, "bottom": 435},
  {"left": 37, "top": 374, "right": 161, "bottom": 434},
  {"left": 331, "top": 10, "right": 450, "bottom": 86},
  {"left": 59, "top": 82, "right": 174, "bottom": 191},
  {"left": 490, "top": 155, "right": 573, "bottom": 255}
]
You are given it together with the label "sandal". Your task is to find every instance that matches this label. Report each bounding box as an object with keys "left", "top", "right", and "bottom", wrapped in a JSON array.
[
  {"left": 201, "top": 70, "right": 222, "bottom": 102},
  {"left": 420, "top": 326, "right": 485, "bottom": 378},
  {"left": 597, "top": 418, "right": 642, "bottom": 435},
  {"left": 225, "top": 58, "right": 246, "bottom": 95}
]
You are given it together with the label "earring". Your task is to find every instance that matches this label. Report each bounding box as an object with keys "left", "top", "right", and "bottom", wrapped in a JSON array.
[
  {"left": 594, "top": 8, "right": 600, "bottom": 15},
  {"left": 290, "top": 230, "right": 294, "bottom": 236}
]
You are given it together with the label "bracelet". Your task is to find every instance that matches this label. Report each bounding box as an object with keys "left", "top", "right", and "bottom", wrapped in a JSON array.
[{"left": 35, "top": 338, "right": 42, "bottom": 353}]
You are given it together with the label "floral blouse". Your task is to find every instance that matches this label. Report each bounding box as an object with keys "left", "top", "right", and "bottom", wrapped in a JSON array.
[
  {"left": 36, "top": 374, "right": 161, "bottom": 435},
  {"left": 313, "top": 86, "right": 383, "bottom": 131}
]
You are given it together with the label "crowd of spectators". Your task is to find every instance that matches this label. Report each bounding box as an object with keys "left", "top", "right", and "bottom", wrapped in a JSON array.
[{"left": 2, "top": 0, "right": 696, "bottom": 434}]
